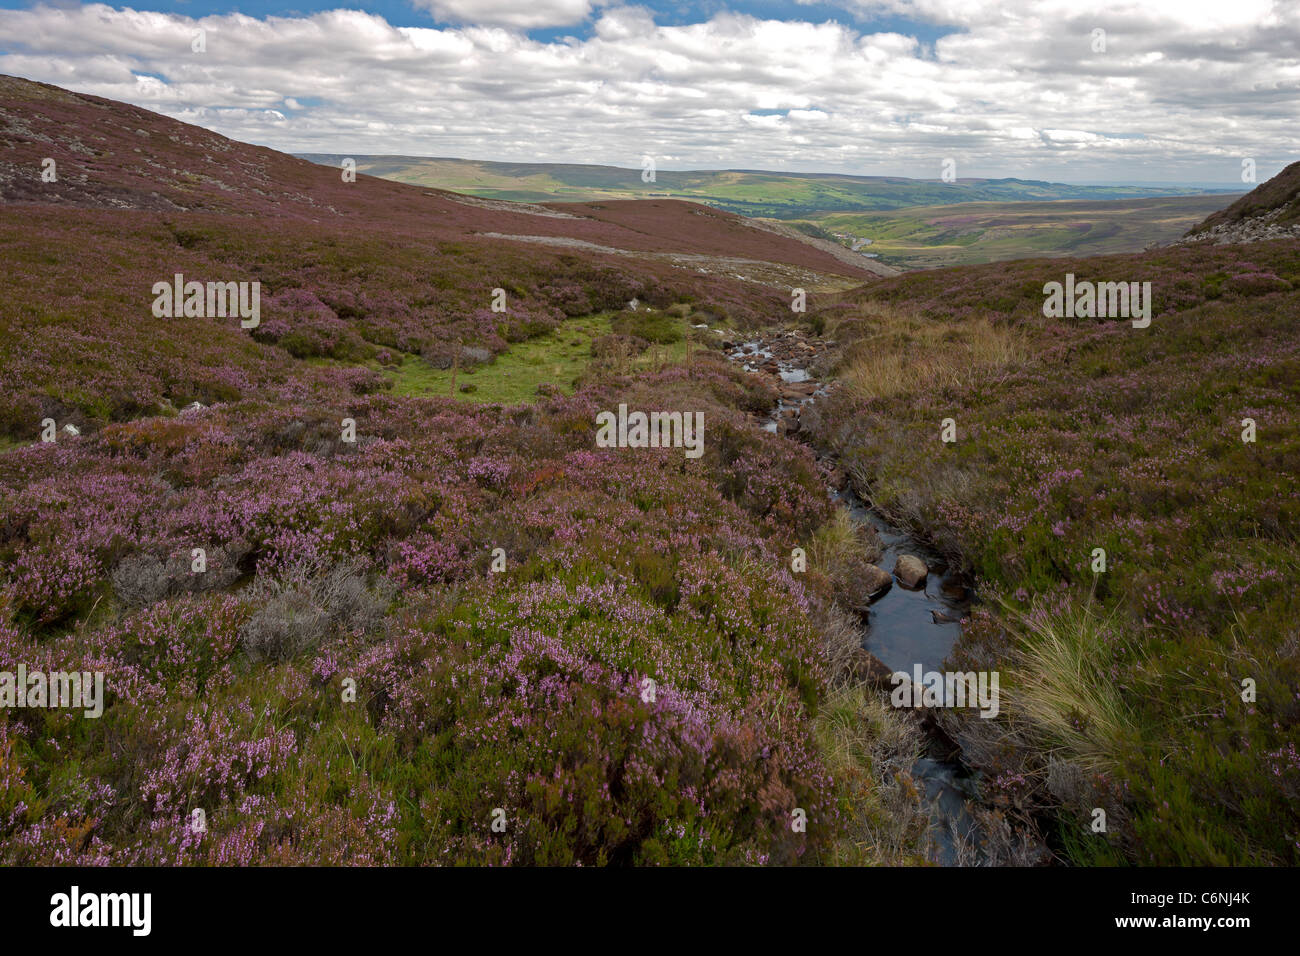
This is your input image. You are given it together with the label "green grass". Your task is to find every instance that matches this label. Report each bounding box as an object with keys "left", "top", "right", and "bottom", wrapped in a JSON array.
[{"left": 383, "top": 311, "right": 695, "bottom": 404}]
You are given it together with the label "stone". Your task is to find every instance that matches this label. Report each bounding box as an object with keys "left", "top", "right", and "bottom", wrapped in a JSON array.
[
  {"left": 848, "top": 564, "right": 893, "bottom": 608},
  {"left": 895, "top": 554, "right": 928, "bottom": 589},
  {"left": 850, "top": 648, "right": 895, "bottom": 689}
]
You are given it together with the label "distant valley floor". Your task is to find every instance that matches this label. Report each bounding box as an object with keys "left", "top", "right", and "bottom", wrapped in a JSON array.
[{"left": 791, "top": 194, "right": 1244, "bottom": 270}]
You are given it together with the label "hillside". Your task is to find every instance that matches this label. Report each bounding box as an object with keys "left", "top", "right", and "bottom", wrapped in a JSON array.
[
  {"left": 799, "top": 220, "right": 1300, "bottom": 864},
  {"left": 299, "top": 153, "right": 1237, "bottom": 220},
  {"left": 801, "top": 194, "right": 1240, "bottom": 270},
  {"left": 0, "top": 74, "right": 931, "bottom": 867},
  {"left": 0, "top": 75, "right": 873, "bottom": 286},
  {"left": 1181, "top": 160, "right": 1300, "bottom": 244},
  {"left": 0, "top": 73, "right": 884, "bottom": 441}
]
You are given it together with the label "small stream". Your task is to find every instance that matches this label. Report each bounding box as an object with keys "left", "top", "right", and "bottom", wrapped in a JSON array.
[{"left": 728, "top": 336, "right": 984, "bottom": 864}]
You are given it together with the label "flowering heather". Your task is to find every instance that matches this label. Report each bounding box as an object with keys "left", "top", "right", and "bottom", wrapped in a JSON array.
[
  {"left": 0, "top": 245, "right": 850, "bottom": 865},
  {"left": 806, "top": 240, "right": 1300, "bottom": 864},
  {"left": 0, "top": 77, "right": 869, "bottom": 863}
]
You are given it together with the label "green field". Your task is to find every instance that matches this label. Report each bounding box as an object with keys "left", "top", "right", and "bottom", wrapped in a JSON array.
[{"left": 802, "top": 194, "right": 1241, "bottom": 270}]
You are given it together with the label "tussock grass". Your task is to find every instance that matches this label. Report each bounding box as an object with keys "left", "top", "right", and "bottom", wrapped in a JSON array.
[
  {"left": 808, "top": 509, "right": 880, "bottom": 571},
  {"left": 814, "top": 684, "right": 932, "bottom": 865},
  {"left": 806, "top": 509, "right": 886, "bottom": 610},
  {"left": 831, "top": 302, "right": 1025, "bottom": 401},
  {"left": 1003, "top": 600, "right": 1141, "bottom": 774}
]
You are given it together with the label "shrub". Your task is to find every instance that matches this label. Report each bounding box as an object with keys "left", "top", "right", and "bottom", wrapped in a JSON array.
[{"left": 240, "top": 560, "right": 390, "bottom": 662}]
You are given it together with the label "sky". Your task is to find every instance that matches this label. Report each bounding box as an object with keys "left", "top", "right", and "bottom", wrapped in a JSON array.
[{"left": 0, "top": 1, "right": 1296, "bottom": 183}]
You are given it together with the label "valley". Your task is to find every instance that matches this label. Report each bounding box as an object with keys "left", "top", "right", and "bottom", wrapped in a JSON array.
[{"left": 1, "top": 73, "right": 1297, "bottom": 870}]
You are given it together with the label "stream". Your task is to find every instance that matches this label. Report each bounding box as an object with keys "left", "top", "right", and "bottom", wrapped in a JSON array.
[{"left": 727, "top": 334, "right": 984, "bottom": 864}]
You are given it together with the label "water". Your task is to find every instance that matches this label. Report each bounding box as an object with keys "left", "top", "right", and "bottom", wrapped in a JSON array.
[
  {"left": 837, "top": 487, "right": 982, "bottom": 864},
  {"left": 836, "top": 490, "right": 968, "bottom": 681},
  {"left": 728, "top": 336, "right": 984, "bottom": 865}
]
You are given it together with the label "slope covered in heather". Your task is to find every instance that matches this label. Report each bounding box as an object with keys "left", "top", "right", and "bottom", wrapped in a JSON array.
[
  {"left": 801, "top": 216, "right": 1300, "bottom": 864},
  {"left": 0, "top": 75, "right": 872, "bottom": 281},
  {"left": 0, "top": 76, "right": 932, "bottom": 866}
]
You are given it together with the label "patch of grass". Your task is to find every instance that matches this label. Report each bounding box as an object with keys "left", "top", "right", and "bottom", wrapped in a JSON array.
[
  {"left": 814, "top": 685, "right": 932, "bottom": 864},
  {"left": 831, "top": 301, "right": 1026, "bottom": 401},
  {"left": 387, "top": 314, "right": 614, "bottom": 403},
  {"left": 610, "top": 309, "right": 685, "bottom": 344},
  {"left": 1005, "top": 600, "right": 1143, "bottom": 773},
  {"left": 383, "top": 311, "right": 699, "bottom": 404}
]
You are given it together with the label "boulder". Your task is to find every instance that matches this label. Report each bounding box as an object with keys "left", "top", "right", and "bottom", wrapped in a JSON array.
[
  {"left": 850, "top": 648, "right": 895, "bottom": 689},
  {"left": 894, "top": 554, "right": 928, "bottom": 589},
  {"left": 848, "top": 564, "right": 893, "bottom": 608}
]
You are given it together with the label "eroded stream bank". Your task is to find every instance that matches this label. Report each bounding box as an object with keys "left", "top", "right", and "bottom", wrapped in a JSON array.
[{"left": 725, "top": 331, "right": 985, "bottom": 864}]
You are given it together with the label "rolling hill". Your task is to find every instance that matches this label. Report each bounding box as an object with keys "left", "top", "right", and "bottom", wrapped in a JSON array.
[
  {"left": 298, "top": 154, "right": 1239, "bottom": 220},
  {"left": 802, "top": 194, "right": 1241, "bottom": 270}
]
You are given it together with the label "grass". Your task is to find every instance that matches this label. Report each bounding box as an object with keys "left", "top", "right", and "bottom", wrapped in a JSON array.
[
  {"left": 813, "top": 684, "right": 932, "bottom": 865},
  {"left": 1004, "top": 600, "right": 1143, "bottom": 773},
  {"left": 383, "top": 311, "right": 696, "bottom": 404},
  {"left": 829, "top": 302, "right": 1026, "bottom": 402}
]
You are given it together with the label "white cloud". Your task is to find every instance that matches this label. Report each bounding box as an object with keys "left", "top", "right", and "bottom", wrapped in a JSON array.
[
  {"left": 0, "top": 1, "right": 1296, "bottom": 181},
  {"left": 412, "top": 0, "right": 596, "bottom": 30}
]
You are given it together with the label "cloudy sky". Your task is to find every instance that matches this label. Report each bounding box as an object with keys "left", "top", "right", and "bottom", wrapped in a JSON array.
[{"left": 0, "top": 1, "right": 1296, "bottom": 182}]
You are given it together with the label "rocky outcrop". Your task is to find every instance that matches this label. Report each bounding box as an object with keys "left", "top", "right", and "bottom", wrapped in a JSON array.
[{"left": 1175, "top": 205, "right": 1300, "bottom": 246}]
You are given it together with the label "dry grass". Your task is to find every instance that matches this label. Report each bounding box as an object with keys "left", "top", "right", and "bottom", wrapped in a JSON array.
[
  {"left": 814, "top": 684, "right": 933, "bottom": 864},
  {"left": 829, "top": 301, "right": 1026, "bottom": 401},
  {"left": 806, "top": 509, "right": 885, "bottom": 599}
]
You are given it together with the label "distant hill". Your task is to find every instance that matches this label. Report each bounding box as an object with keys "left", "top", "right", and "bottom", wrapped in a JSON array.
[
  {"left": 0, "top": 71, "right": 888, "bottom": 443},
  {"left": 1181, "top": 160, "right": 1300, "bottom": 244},
  {"left": 806, "top": 193, "right": 1240, "bottom": 270},
  {"left": 297, "top": 154, "right": 1239, "bottom": 220},
  {"left": 0, "top": 75, "right": 874, "bottom": 285}
]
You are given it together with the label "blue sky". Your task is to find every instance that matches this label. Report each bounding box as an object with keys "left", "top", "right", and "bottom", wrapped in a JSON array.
[
  {"left": 0, "top": 1, "right": 959, "bottom": 42},
  {"left": 0, "top": 1, "right": 1295, "bottom": 182}
]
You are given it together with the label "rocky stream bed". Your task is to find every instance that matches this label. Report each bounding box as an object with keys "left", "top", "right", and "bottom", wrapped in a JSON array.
[{"left": 723, "top": 329, "right": 986, "bottom": 864}]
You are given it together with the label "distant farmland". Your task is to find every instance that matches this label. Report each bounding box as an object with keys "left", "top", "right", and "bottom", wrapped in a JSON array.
[{"left": 803, "top": 194, "right": 1242, "bottom": 270}]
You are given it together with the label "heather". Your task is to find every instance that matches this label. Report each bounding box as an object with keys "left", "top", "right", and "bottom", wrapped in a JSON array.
[
  {"left": 0, "top": 330, "right": 915, "bottom": 863},
  {"left": 803, "top": 239, "right": 1300, "bottom": 864},
  {"left": 0, "top": 69, "right": 945, "bottom": 866},
  {"left": 0, "top": 204, "right": 791, "bottom": 439}
]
